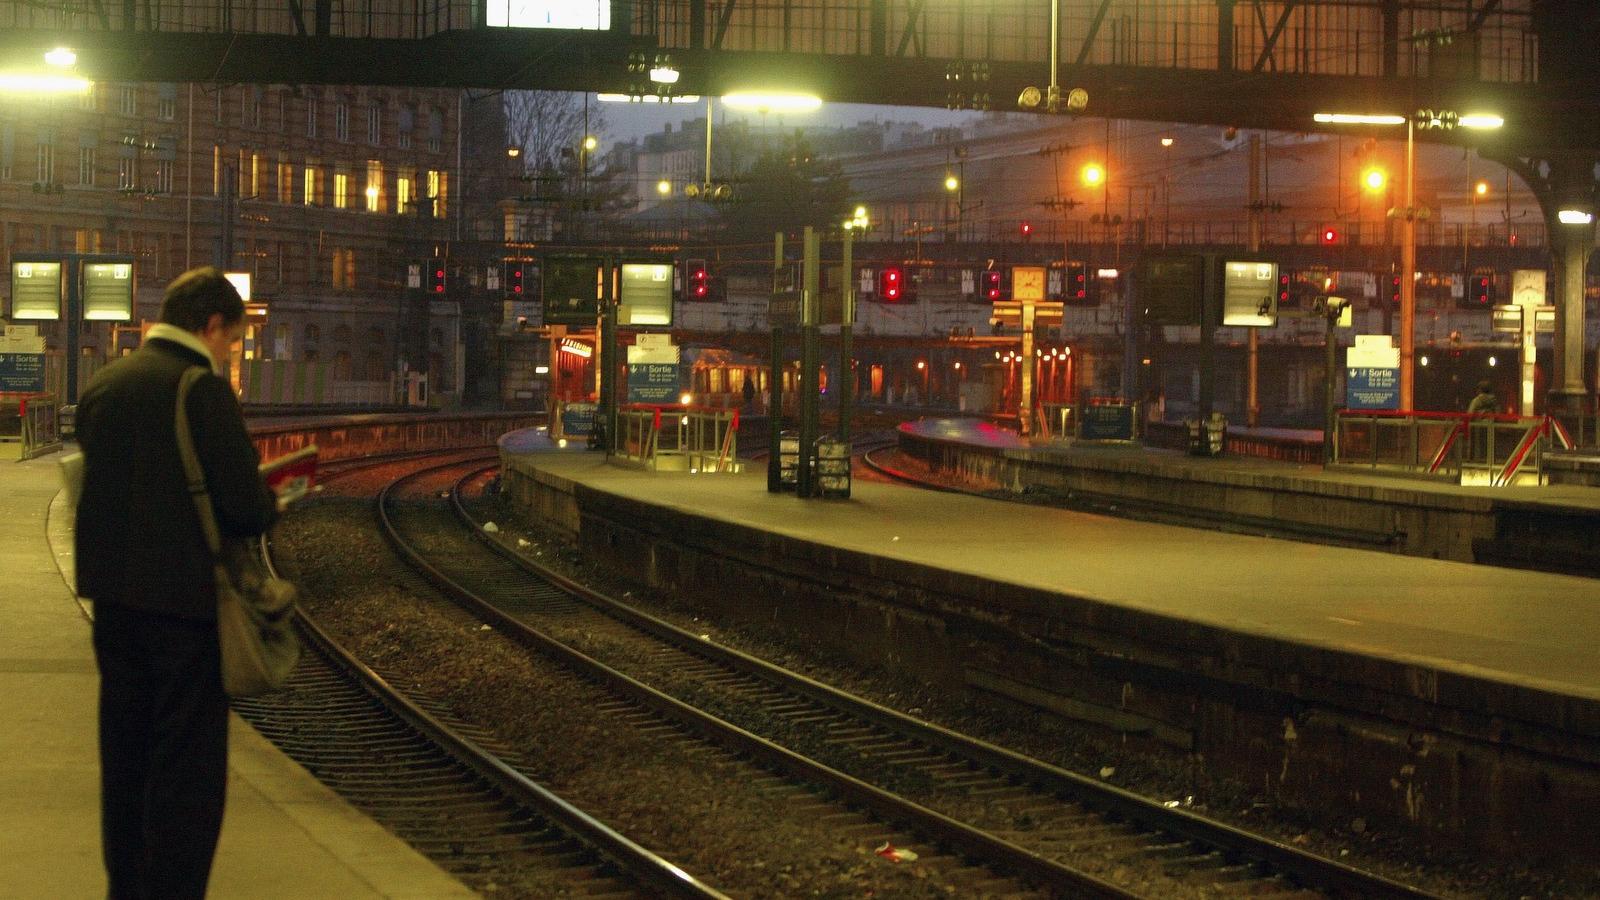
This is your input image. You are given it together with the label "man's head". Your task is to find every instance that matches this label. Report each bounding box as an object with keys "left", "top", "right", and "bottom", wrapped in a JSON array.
[
  {"left": 160, "top": 267, "right": 245, "bottom": 363},
  {"left": 1478, "top": 380, "right": 1494, "bottom": 394}
]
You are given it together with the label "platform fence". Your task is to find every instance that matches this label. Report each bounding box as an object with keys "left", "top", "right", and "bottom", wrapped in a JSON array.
[{"left": 1333, "top": 410, "right": 1572, "bottom": 485}]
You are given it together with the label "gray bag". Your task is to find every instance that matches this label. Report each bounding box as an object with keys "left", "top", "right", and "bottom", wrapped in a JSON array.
[{"left": 175, "top": 367, "right": 300, "bottom": 697}]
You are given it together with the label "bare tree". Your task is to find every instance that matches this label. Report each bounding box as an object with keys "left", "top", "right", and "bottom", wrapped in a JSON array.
[{"left": 504, "top": 91, "right": 602, "bottom": 171}]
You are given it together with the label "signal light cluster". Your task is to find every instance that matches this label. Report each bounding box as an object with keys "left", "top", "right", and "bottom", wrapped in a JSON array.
[
  {"left": 981, "top": 269, "right": 1002, "bottom": 301},
  {"left": 685, "top": 258, "right": 709, "bottom": 300},
  {"left": 880, "top": 266, "right": 903, "bottom": 301},
  {"left": 429, "top": 263, "right": 446, "bottom": 294}
]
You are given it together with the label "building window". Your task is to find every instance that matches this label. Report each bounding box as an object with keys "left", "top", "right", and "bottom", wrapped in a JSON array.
[
  {"left": 332, "top": 248, "right": 356, "bottom": 289},
  {"left": 79, "top": 84, "right": 95, "bottom": 112},
  {"left": 118, "top": 157, "right": 137, "bottom": 191},
  {"left": 277, "top": 159, "right": 293, "bottom": 203},
  {"left": 335, "top": 102, "right": 349, "bottom": 142},
  {"left": 365, "top": 160, "right": 383, "bottom": 212},
  {"left": 214, "top": 88, "right": 224, "bottom": 123},
  {"left": 303, "top": 162, "right": 318, "bottom": 205},
  {"left": 333, "top": 170, "right": 349, "bottom": 209},
  {"left": 118, "top": 85, "right": 136, "bottom": 116},
  {"left": 396, "top": 175, "right": 413, "bottom": 215},
  {"left": 154, "top": 159, "right": 173, "bottom": 193},
  {"left": 367, "top": 103, "right": 381, "bottom": 144},
  {"left": 213, "top": 145, "right": 221, "bottom": 195},
  {"left": 427, "top": 169, "right": 447, "bottom": 218},
  {"left": 427, "top": 109, "right": 443, "bottom": 153},
  {"left": 37, "top": 142, "right": 54, "bottom": 183},
  {"left": 306, "top": 96, "right": 318, "bottom": 138},
  {"left": 248, "top": 87, "right": 263, "bottom": 128},
  {"left": 78, "top": 146, "right": 95, "bottom": 186},
  {"left": 157, "top": 90, "right": 176, "bottom": 121}
]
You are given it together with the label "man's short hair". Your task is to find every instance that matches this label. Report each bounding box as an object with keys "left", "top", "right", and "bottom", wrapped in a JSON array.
[
  {"left": 1478, "top": 380, "right": 1494, "bottom": 393},
  {"left": 159, "top": 267, "right": 244, "bottom": 332}
]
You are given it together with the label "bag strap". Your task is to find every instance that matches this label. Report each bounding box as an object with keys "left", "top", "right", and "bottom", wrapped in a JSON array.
[{"left": 174, "top": 366, "right": 225, "bottom": 560}]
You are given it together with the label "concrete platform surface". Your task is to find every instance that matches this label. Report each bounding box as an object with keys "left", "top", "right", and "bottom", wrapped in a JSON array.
[
  {"left": 507, "top": 435, "right": 1600, "bottom": 703},
  {"left": 0, "top": 452, "right": 474, "bottom": 899}
]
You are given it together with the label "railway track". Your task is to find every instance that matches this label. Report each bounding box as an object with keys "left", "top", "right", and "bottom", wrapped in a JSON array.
[
  {"left": 237, "top": 486, "right": 726, "bottom": 899},
  {"left": 380, "top": 456, "right": 1439, "bottom": 899}
]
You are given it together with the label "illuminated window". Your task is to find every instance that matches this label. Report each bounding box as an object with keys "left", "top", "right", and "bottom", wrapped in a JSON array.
[
  {"left": 333, "top": 171, "right": 349, "bottom": 209},
  {"left": 213, "top": 145, "right": 221, "bottom": 195},
  {"left": 396, "top": 175, "right": 413, "bottom": 215},
  {"left": 249, "top": 152, "right": 260, "bottom": 198},
  {"left": 365, "top": 159, "right": 383, "bottom": 212},
  {"left": 486, "top": 1, "right": 610, "bottom": 29},
  {"left": 427, "top": 169, "right": 447, "bottom": 217},
  {"left": 276, "top": 158, "right": 293, "bottom": 203},
  {"left": 302, "top": 162, "right": 318, "bottom": 205}
]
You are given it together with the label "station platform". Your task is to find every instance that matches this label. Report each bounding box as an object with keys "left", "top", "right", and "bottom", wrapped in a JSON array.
[
  {"left": 499, "top": 428, "right": 1600, "bottom": 855},
  {"left": 895, "top": 417, "right": 1600, "bottom": 572},
  {"left": 0, "top": 453, "right": 473, "bottom": 899}
]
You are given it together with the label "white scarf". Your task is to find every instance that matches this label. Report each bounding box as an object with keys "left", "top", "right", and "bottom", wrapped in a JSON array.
[{"left": 144, "top": 323, "right": 219, "bottom": 374}]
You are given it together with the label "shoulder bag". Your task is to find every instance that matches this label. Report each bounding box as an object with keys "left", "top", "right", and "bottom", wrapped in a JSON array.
[{"left": 176, "top": 366, "right": 301, "bottom": 697}]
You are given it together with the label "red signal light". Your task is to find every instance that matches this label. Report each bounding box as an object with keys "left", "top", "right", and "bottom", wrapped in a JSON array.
[
  {"left": 982, "top": 270, "right": 1002, "bottom": 301},
  {"left": 1019, "top": 221, "right": 1033, "bottom": 240},
  {"left": 1279, "top": 273, "right": 1290, "bottom": 303},
  {"left": 1321, "top": 227, "right": 1339, "bottom": 244},
  {"left": 880, "top": 266, "right": 903, "bottom": 301}
]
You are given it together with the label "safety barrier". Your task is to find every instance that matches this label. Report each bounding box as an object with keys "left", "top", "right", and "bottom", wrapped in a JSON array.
[
  {"left": 0, "top": 394, "right": 62, "bottom": 461},
  {"left": 240, "top": 359, "right": 401, "bottom": 407},
  {"left": 613, "top": 405, "right": 740, "bottom": 473},
  {"left": 1334, "top": 410, "right": 1573, "bottom": 485}
]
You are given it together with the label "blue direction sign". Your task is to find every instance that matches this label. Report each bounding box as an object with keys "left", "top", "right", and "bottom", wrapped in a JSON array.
[
  {"left": 627, "top": 363, "right": 680, "bottom": 404},
  {"left": 560, "top": 402, "right": 596, "bottom": 436},
  {"left": 1346, "top": 367, "right": 1399, "bottom": 410},
  {"left": 0, "top": 353, "right": 46, "bottom": 392},
  {"left": 1079, "top": 403, "right": 1137, "bottom": 441}
]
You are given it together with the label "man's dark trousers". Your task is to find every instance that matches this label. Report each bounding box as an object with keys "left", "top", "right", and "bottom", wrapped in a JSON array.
[{"left": 93, "top": 600, "right": 229, "bottom": 900}]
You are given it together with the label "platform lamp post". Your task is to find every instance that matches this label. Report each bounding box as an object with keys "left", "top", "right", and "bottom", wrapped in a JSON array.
[
  {"left": 1321, "top": 293, "right": 1351, "bottom": 464},
  {"left": 1314, "top": 110, "right": 1503, "bottom": 412}
]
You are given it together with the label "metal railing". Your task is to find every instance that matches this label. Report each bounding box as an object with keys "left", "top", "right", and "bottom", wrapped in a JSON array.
[
  {"left": 1334, "top": 410, "right": 1573, "bottom": 485},
  {"left": 614, "top": 405, "right": 740, "bottom": 473}
]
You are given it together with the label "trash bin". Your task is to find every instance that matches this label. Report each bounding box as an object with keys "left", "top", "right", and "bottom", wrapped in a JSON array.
[
  {"left": 777, "top": 430, "right": 800, "bottom": 489},
  {"left": 1186, "top": 413, "right": 1227, "bottom": 456},
  {"left": 815, "top": 436, "right": 852, "bottom": 499}
]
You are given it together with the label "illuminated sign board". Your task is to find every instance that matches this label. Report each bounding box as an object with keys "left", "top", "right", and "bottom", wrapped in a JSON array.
[
  {"left": 83, "top": 261, "right": 135, "bottom": 321},
  {"left": 1141, "top": 253, "right": 1204, "bottom": 325},
  {"left": 224, "top": 271, "right": 252, "bottom": 302},
  {"left": 9, "top": 261, "right": 63, "bottom": 320},
  {"left": 486, "top": 1, "right": 610, "bottom": 29},
  {"left": 618, "top": 262, "right": 674, "bottom": 327},
  {"left": 1221, "top": 260, "right": 1279, "bottom": 326}
]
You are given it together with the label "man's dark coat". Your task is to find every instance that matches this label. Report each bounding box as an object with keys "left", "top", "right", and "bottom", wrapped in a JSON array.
[{"left": 75, "top": 337, "right": 278, "bottom": 619}]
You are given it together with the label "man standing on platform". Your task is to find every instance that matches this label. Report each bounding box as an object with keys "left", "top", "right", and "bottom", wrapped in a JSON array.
[{"left": 75, "top": 267, "right": 281, "bottom": 900}]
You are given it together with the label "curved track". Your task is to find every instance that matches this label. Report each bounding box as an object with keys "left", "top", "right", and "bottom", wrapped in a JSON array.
[
  {"left": 236, "top": 457, "right": 726, "bottom": 899},
  {"left": 378, "top": 456, "right": 1438, "bottom": 900}
]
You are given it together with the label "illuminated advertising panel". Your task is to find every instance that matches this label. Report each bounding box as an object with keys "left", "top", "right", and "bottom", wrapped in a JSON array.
[
  {"left": 1221, "top": 260, "right": 1279, "bottom": 326},
  {"left": 618, "top": 262, "right": 674, "bottom": 327},
  {"left": 9, "top": 261, "right": 63, "bottom": 320},
  {"left": 486, "top": 1, "right": 610, "bottom": 29},
  {"left": 83, "top": 261, "right": 136, "bottom": 321}
]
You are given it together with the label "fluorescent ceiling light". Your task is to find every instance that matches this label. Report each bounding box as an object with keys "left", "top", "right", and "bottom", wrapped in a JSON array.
[
  {"left": 1313, "top": 113, "right": 1406, "bottom": 126},
  {"left": 721, "top": 92, "right": 822, "bottom": 111},
  {"left": 1557, "top": 209, "right": 1594, "bottom": 225},
  {"left": 649, "top": 66, "right": 679, "bottom": 85},
  {"left": 0, "top": 73, "right": 92, "bottom": 94},
  {"left": 1458, "top": 114, "right": 1504, "bottom": 129},
  {"left": 596, "top": 93, "right": 699, "bottom": 104}
]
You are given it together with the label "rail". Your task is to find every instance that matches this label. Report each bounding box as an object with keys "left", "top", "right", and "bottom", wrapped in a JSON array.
[
  {"left": 1334, "top": 410, "right": 1573, "bottom": 485},
  {"left": 615, "top": 404, "right": 740, "bottom": 473}
]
